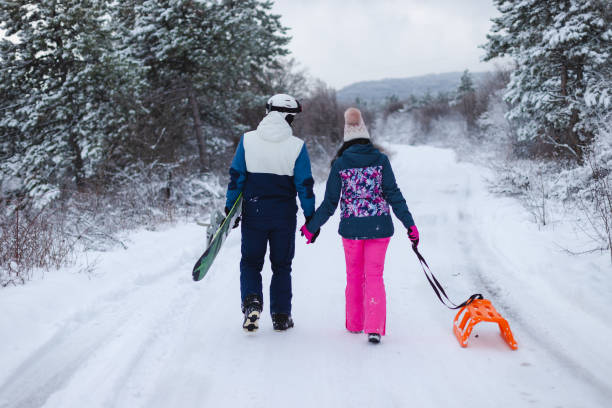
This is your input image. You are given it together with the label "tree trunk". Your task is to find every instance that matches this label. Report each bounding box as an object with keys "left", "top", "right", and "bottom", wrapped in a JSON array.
[
  {"left": 188, "top": 83, "right": 208, "bottom": 171},
  {"left": 560, "top": 62, "right": 568, "bottom": 97},
  {"left": 68, "top": 131, "right": 84, "bottom": 187},
  {"left": 567, "top": 62, "right": 584, "bottom": 161},
  {"left": 560, "top": 61, "right": 582, "bottom": 161}
]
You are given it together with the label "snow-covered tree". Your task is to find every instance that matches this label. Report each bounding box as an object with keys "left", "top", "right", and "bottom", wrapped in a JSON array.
[
  {"left": 0, "top": 0, "right": 289, "bottom": 203},
  {"left": 457, "top": 69, "right": 475, "bottom": 97},
  {"left": 455, "top": 69, "right": 478, "bottom": 130},
  {"left": 483, "top": 0, "right": 612, "bottom": 160},
  {"left": 124, "top": 0, "right": 289, "bottom": 170},
  {"left": 236, "top": 58, "right": 310, "bottom": 132},
  {"left": 0, "top": 1, "right": 142, "bottom": 203}
]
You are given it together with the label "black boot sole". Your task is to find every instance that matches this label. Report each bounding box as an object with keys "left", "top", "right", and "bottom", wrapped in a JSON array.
[
  {"left": 243, "top": 310, "right": 260, "bottom": 332},
  {"left": 273, "top": 326, "right": 294, "bottom": 332},
  {"left": 273, "top": 321, "right": 294, "bottom": 332}
]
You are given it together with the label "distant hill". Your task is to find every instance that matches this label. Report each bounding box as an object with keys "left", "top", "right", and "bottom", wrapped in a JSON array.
[{"left": 337, "top": 71, "right": 488, "bottom": 104}]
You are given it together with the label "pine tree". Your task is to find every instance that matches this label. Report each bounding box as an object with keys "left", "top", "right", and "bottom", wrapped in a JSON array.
[
  {"left": 237, "top": 58, "right": 310, "bottom": 131},
  {"left": 457, "top": 69, "right": 475, "bottom": 97},
  {"left": 456, "top": 69, "right": 478, "bottom": 130},
  {"left": 0, "top": 0, "right": 142, "bottom": 203},
  {"left": 1, "top": 0, "right": 290, "bottom": 203},
  {"left": 483, "top": 0, "right": 611, "bottom": 160},
  {"left": 125, "top": 0, "right": 289, "bottom": 170}
]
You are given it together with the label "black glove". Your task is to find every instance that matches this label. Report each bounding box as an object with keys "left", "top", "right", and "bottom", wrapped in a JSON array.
[{"left": 225, "top": 207, "right": 241, "bottom": 229}]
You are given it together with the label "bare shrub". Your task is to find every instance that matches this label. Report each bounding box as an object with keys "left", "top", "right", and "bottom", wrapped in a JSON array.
[
  {"left": 382, "top": 95, "right": 403, "bottom": 120},
  {"left": 294, "top": 80, "right": 377, "bottom": 179},
  {"left": 296, "top": 80, "right": 343, "bottom": 150},
  {"left": 522, "top": 163, "right": 564, "bottom": 227},
  {"left": 0, "top": 201, "right": 73, "bottom": 286},
  {"left": 0, "top": 160, "right": 222, "bottom": 285},
  {"left": 489, "top": 159, "right": 566, "bottom": 227},
  {"left": 475, "top": 67, "right": 512, "bottom": 121},
  {"left": 413, "top": 93, "right": 452, "bottom": 135},
  {"left": 569, "top": 132, "right": 612, "bottom": 262}
]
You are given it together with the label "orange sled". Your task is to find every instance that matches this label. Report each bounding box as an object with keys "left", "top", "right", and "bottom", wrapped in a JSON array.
[
  {"left": 411, "top": 245, "right": 517, "bottom": 350},
  {"left": 453, "top": 299, "right": 518, "bottom": 350}
]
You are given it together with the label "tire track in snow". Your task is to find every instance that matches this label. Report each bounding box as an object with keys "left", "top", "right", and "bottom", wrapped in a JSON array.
[
  {"left": 0, "top": 258, "right": 195, "bottom": 408},
  {"left": 52, "top": 276, "right": 201, "bottom": 408},
  {"left": 454, "top": 170, "right": 612, "bottom": 405},
  {"left": 461, "top": 235, "right": 612, "bottom": 404},
  {"left": 394, "top": 144, "right": 611, "bottom": 406}
]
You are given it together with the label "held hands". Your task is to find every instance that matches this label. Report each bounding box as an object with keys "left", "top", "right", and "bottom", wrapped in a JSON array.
[
  {"left": 408, "top": 225, "right": 419, "bottom": 248},
  {"left": 300, "top": 215, "right": 320, "bottom": 244},
  {"left": 224, "top": 207, "right": 241, "bottom": 229}
]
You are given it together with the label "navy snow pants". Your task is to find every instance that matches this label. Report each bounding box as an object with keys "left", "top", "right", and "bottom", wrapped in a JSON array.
[{"left": 240, "top": 215, "right": 296, "bottom": 315}]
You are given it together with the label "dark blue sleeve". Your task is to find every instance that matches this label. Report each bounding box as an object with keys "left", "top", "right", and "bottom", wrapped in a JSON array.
[
  {"left": 226, "top": 136, "right": 247, "bottom": 209},
  {"left": 381, "top": 155, "right": 415, "bottom": 229},
  {"left": 293, "top": 144, "right": 315, "bottom": 217},
  {"left": 306, "top": 159, "right": 342, "bottom": 232}
]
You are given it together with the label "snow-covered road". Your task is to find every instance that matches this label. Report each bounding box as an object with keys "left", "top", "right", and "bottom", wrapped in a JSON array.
[{"left": 1, "top": 144, "right": 611, "bottom": 408}]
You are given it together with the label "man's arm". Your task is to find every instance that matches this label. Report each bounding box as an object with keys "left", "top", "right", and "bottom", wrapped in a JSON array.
[
  {"left": 293, "top": 143, "right": 315, "bottom": 217},
  {"left": 226, "top": 136, "right": 247, "bottom": 209}
]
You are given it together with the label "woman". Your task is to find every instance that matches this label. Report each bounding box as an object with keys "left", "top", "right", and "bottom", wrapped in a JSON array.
[{"left": 300, "top": 107, "right": 419, "bottom": 344}]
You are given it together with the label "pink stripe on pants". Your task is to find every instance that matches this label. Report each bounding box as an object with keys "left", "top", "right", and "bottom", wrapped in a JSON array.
[{"left": 342, "top": 237, "right": 391, "bottom": 335}]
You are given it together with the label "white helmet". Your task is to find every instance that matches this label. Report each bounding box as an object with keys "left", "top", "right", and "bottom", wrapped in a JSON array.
[{"left": 266, "top": 94, "right": 302, "bottom": 125}]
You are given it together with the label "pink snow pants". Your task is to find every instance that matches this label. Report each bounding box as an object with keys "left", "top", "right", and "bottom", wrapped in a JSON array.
[{"left": 342, "top": 237, "right": 391, "bottom": 335}]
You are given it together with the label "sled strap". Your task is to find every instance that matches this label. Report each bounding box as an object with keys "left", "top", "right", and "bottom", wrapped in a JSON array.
[{"left": 411, "top": 245, "right": 483, "bottom": 310}]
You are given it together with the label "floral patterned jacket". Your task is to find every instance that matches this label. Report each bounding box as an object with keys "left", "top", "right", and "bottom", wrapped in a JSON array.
[{"left": 307, "top": 143, "right": 415, "bottom": 239}]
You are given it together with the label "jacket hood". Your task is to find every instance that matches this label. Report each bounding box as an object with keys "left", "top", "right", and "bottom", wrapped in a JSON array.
[
  {"left": 256, "top": 111, "right": 293, "bottom": 143},
  {"left": 341, "top": 143, "right": 381, "bottom": 167}
]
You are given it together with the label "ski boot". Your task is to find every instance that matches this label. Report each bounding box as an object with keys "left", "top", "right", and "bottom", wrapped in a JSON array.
[
  {"left": 242, "top": 294, "right": 263, "bottom": 332},
  {"left": 368, "top": 333, "right": 381, "bottom": 344},
  {"left": 271, "top": 313, "right": 294, "bottom": 331}
]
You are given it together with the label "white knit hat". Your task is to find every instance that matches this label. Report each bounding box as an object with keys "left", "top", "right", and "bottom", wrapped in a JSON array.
[{"left": 343, "top": 107, "right": 370, "bottom": 142}]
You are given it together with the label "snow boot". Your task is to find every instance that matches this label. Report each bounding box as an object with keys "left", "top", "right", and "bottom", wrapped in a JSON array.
[
  {"left": 242, "top": 294, "right": 263, "bottom": 332},
  {"left": 271, "top": 313, "right": 294, "bottom": 331},
  {"left": 368, "top": 333, "right": 381, "bottom": 344}
]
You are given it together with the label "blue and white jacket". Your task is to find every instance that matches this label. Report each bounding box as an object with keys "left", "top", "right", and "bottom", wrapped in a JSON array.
[
  {"left": 226, "top": 111, "right": 315, "bottom": 219},
  {"left": 306, "top": 143, "right": 415, "bottom": 239}
]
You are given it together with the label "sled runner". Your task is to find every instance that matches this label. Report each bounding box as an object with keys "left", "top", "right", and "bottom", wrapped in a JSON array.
[
  {"left": 192, "top": 194, "right": 242, "bottom": 281},
  {"left": 411, "top": 245, "right": 517, "bottom": 350}
]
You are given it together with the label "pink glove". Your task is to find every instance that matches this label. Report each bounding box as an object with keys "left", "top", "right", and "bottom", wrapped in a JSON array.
[
  {"left": 408, "top": 225, "right": 419, "bottom": 247},
  {"left": 300, "top": 225, "right": 315, "bottom": 244}
]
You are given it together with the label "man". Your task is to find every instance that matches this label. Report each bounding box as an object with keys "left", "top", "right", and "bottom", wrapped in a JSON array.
[{"left": 225, "top": 94, "right": 317, "bottom": 332}]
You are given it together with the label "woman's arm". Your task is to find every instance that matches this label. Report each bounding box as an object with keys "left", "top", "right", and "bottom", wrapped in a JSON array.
[{"left": 381, "top": 155, "right": 415, "bottom": 229}]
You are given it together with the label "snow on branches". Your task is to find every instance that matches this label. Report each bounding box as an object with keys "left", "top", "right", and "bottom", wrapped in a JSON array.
[{"left": 483, "top": 0, "right": 611, "bottom": 160}]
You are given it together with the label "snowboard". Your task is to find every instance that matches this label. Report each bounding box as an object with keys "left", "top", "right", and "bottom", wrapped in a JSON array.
[{"left": 192, "top": 194, "right": 242, "bottom": 281}]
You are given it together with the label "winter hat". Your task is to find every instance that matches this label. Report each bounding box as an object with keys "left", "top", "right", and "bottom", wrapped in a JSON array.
[{"left": 343, "top": 107, "right": 370, "bottom": 142}]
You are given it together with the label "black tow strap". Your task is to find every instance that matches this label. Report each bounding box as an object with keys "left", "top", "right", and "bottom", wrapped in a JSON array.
[{"left": 412, "top": 245, "right": 483, "bottom": 310}]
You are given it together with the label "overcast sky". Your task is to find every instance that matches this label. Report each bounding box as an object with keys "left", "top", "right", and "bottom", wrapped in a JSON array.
[{"left": 271, "top": 0, "right": 502, "bottom": 89}]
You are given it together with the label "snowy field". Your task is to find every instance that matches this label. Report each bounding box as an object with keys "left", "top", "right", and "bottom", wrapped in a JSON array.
[{"left": 1, "top": 144, "right": 611, "bottom": 408}]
